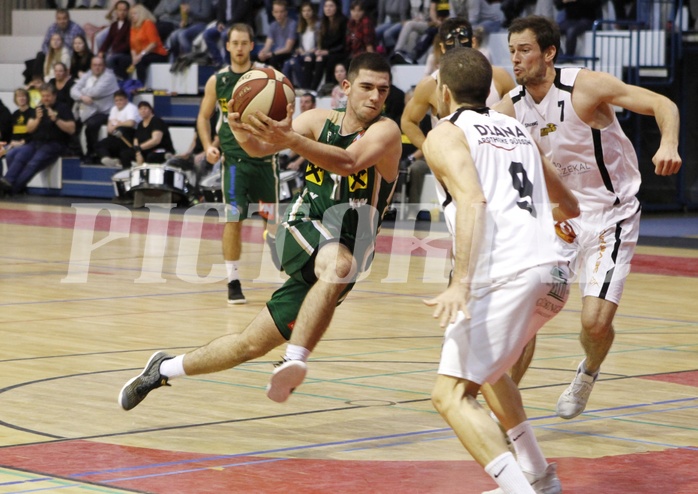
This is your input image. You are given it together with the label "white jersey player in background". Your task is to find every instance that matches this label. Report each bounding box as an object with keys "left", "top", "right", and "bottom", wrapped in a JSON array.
[
  {"left": 494, "top": 15, "right": 682, "bottom": 420},
  {"left": 423, "top": 46, "right": 579, "bottom": 494}
]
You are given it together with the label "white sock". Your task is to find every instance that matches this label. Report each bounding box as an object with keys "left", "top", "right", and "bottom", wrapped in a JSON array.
[
  {"left": 285, "top": 344, "right": 310, "bottom": 362},
  {"left": 225, "top": 261, "right": 239, "bottom": 282},
  {"left": 507, "top": 421, "right": 548, "bottom": 476},
  {"left": 159, "top": 355, "right": 186, "bottom": 379},
  {"left": 581, "top": 359, "right": 599, "bottom": 377},
  {"left": 484, "top": 452, "right": 535, "bottom": 494}
]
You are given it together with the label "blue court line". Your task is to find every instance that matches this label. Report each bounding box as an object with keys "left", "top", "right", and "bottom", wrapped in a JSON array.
[
  {"left": 0, "top": 477, "right": 54, "bottom": 487},
  {"left": 71, "top": 428, "right": 452, "bottom": 479},
  {"left": 0, "top": 475, "right": 126, "bottom": 494},
  {"left": 4, "top": 486, "right": 75, "bottom": 494},
  {"left": 68, "top": 397, "right": 698, "bottom": 484}
]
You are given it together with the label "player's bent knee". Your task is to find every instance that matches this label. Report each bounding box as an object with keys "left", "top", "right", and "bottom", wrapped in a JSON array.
[{"left": 581, "top": 319, "right": 614, "bottom": 340}]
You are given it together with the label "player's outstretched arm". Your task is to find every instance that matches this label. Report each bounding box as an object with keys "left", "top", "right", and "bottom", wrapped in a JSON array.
[
  {"left": 422, "top": 123, "right": 485, "bottom": 327},
  {"left": 576, "top": 70, "right": 682, "bottom": 176}
]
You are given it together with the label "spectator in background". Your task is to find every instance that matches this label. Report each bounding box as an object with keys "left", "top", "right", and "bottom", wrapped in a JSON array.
[
  {"left": 129, "top": 4, "right": 169, "bottom": 85},
  {"left": 71, "top": 35, "right": 94, "bottom": 79},
  {"left": 202, "top": 0, "right": 264, "bottom": 67},
  {"left": 153, "top": 0, "right": 183, "bottom": 44},
  {"left": 283, "top": 1, "right": 319, "bottom": 89},
  {"left": 346, "top": 0, "right": 376, "bottom": 59},
  {"left": 311, "top": 0, "right": 348, "bottom": 90},
  {"left": 329, "top": 62, "right": 348, "bottom": 108},
  {"left": 42, "top": 34, "right": 72, "bottom": 84},
  {"left": 167, "top": 0, "right": 215, "bottom": 61},
  {"left": 46, "top": 0, "right": 75, "bottom": 7},
  {"left": 128, "top": 101, "right": 175, "bottom": 166},
  {"left": 469, "top": 0, "right": 505, "bottom": 34},
  {"left": 96, "top": 89, "right": 141, "bottom": 168},
  {"left": 0, "top": 89, "right": 35, "bottom": 159},
  {"left": 98, "top": 0, "right": 132, "bottom": 81},
  {"left": 554, "top": 0, "right": 604, "bottom": 59},
  {"left": 41, "top": 9, "right": 86, "bottom": 56},
  {"left": 24, "top": 9, "right": 85, "bottom": 85},
  {"left": 0, "top": 98, "right": 12, "bottom": 149},
  {"left": 375, "top": 0, "right": 410, "bottom": 56},
  {"left": 70, "top": 56, "right": 120, "bottom": 163},
  {"left": 257, "top": 0, "right": 298, "bottom": 71},
  {"left": 49, "top": 62, "right": 75, "bottom": 108},
  {"left": 0, "top": 84, "right": 75, "bottom": 197},
  {"left": 75, "top": 0, "right": 107, "bottom": 7},
  {"left": 391, "top": 0, "right": 449, "bottom": 64}
]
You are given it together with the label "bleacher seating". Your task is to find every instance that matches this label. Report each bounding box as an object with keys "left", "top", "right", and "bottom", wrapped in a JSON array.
[
  {"left": 12, "top": 9, "right": 111, "bottom": 36},
  {"left": 2, "top": 4, "right": 682, "bottom": 203},
  {"left": 1, "top": 157, "right": 62, "bottom": 190}
]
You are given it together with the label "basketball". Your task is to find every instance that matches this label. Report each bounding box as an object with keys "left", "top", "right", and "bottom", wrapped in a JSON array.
[{"left": 231, "top": 67, "right": 295, "bottom": 123}]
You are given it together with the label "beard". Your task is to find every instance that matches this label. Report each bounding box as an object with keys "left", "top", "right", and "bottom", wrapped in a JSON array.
[{"left": 515, "top": 64, "right": 546, "bottom": 87}]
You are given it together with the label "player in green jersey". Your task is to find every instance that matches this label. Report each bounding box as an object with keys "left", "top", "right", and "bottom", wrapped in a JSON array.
[
  {"left": 118, "top": 52, "right": 401, "bottom": 412},
  {"left": 197, "top": 23, "right": 280, "bottom": 306}
]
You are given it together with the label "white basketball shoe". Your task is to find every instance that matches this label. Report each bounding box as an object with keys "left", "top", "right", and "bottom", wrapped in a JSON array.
[
  {"left": 482, "top": 463, "right": 562, "bottom": 494},
  {"left": 556, "top": 360, "right": 598, "bottom": 419}
]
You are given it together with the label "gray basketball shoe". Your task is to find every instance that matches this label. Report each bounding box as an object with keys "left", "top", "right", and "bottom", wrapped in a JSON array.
[{"left": 118, "top": 351, "right": 173, "bottom": 411}]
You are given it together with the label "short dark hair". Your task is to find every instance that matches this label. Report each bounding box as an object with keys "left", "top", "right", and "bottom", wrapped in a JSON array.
[
  {"left": 115, "top": 0, "right": 130, "bottom": 9},
  {"left": 438, "top": 17, "right": 473, "bottom": 50},
  {"left": 137, "top": 101, "right": 153, "bottom": 110},
  {"left": 301, "top": 92, "right": 316, "bottom": 104},
  {"left": 114, "top": 89, "right": 129, "bottom": 99},
  {"left": 439, "top": 47, "right": 492, "bottom": 107},
  {"left": 347, "top": 52, "right": 391, "bottom": 82},
  {"left": 228, "top": 23, "right": 254, "bottom": 41},
  {"left": 508, "top": 15, "right": 561, "bottom": 63}
]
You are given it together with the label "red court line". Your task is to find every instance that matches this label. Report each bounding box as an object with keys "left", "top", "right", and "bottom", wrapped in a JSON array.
[
  {"left": 0, "top": 440, "right": 696, "bottom": 493},
  {"left": 4, "top": 207, "right": 698, "bottom": 277}
]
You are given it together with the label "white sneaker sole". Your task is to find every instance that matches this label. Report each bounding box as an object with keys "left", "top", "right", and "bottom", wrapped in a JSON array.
[
  {"left": 227, "top": 298, "right": 247, "bottom": 305},
  {"left": 266, "top": 360, "right": 307, "bottom": 403}
]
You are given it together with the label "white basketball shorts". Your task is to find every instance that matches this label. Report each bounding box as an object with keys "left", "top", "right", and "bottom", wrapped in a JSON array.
[
  {"left": 557, "top": 206, "right": 640, "bottom": 305},
  {"left": 437, "top": 263, "right": 570, "bottom": 385}
]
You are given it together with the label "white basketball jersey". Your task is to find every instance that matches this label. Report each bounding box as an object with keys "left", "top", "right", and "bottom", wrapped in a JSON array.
[
  {"left": 435, "top": 108, "right": 562, "bottom": 281},
  {"left": 509, "top": 67, "right": 640, "bottom": 213}
]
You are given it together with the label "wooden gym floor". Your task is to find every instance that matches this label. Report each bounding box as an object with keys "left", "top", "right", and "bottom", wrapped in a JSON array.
[{"left": 1, "top": 196, "right": 697, "bottom": 493}]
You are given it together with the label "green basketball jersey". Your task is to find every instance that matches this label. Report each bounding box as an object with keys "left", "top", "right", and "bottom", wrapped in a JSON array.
[
  {"left": 285, "top": 110, "right": 396, "bottom": 251},
  {"left": 215, "top": 65, "right": 271, "bottom": 165}
]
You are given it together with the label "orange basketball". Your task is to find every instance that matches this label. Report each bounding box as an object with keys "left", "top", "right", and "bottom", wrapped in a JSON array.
[{"left": 231, "top": 67, "right": 295, "bottom": 123}]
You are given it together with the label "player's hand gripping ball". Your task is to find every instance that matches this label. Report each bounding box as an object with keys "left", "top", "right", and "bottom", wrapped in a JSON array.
[{"left": 231, "top": 67, "right": 295, "bottom": 123}]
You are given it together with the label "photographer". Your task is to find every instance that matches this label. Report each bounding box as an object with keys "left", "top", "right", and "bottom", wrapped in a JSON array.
[{"left": 0, "top": 83, "right": 75, "bottom": 196}]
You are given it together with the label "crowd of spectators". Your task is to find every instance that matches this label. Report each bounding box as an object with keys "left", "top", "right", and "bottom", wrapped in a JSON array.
[{"left": 1, "top": 0, "right": 693, "bottom": 199}]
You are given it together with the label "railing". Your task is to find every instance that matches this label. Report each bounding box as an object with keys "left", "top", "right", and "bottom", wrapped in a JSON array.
[{"left": 590, "top": 0, "right": 685, "bottom": 86}]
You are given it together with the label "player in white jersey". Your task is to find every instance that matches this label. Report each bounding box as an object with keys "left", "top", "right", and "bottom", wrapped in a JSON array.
[
  {"left": 399, "top": 17, "right": 515, "bottom": 214},
  {"left": 494, "top": 15, "right": 682, "bottom": 420},
  {"left": 423, "top": 47, "right": 579, "bottom": 494}
]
